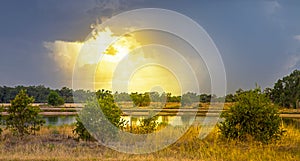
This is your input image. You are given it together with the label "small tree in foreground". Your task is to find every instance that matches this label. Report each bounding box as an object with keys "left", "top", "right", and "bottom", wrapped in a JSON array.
[
  {"left": 136, "top": 116, "right": 159, "bottom": 134},
  {"left": 219, "top": 88, "right": 285, "bottom": 143},
  {"left": 73, "top": 90, "right": 125, "bottom": 142},
  {"left": 6, "top": 90, "right": 45, "bottom": 136}
]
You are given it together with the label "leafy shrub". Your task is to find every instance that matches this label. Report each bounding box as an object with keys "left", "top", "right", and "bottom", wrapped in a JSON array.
[
  {"left": 130, "top": 92, "right": 151, "bottom": 107},
  {"left": 219, "top": 88, "right": 285, "bottom": 143},
  {"left": 73, "top": 117, "right": 95, "bottom": 141},
  {"left": 73, "top": 90, "right": 125, "bottom": 142},
  {"left": 6, "top": 90, "right": 45, "bottom": 136},
  {"left": 136, "top": 116, "right": 159, "bottom": 134},
  {"left": 47, "top": 91, "right": 64, "bottom": 106}
]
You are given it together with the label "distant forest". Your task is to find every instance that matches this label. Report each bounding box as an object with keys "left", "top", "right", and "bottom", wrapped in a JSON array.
[
  {"left": 0, "top": 85, "right": 218, "bottom": 103},
  {"left": 0, "top": 69, "right": 299, "bottom": 108}
]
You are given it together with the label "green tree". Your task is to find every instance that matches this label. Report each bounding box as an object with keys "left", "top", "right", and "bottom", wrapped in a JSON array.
[
  {"left": 225, "top": 94, "right": 235, "bottom": 102},
  {"left": 73, "top": 90, "right": 125, "bottom": 142},
  {"left": 199, "top": 94, "right": 211, "bottom": 103},
  {"left": 130, "top": 92, "right": 151, "bottom": 107},
  {"left": 181, "top": 92, "right": 198, "bottom": 106},
  {"left": 47, "top": 91, "right": 65, "bottom": 106},
  {"left": 219, "top": 88, "right": 285, "bottom": 143},
  {"left": 58, "top": 87, "right": 74, "bottom": 103},
  {"left": 271, "top": 70, "right": 300, "bottom": 108},
  {"left": 6, "top": 90, "right": 45, "bottom": 136}
]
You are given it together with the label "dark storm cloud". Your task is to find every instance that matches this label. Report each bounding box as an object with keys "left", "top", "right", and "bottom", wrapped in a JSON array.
[
  {"left": 86, "top": 0, "right": 144, "bottom": 22},
  {"left": 0, "top": 0, "right": 300, "bottom": 93}
]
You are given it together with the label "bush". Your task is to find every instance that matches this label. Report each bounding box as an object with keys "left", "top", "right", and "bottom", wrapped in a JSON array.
[
  {"left": 136, "top": 116, "right": 159, "bottom": 134},
  {"left": 73, "top": 90, "right": 125, "bottom": 142},
  {"left": 218, "top": 88, "right": 285, "bottom": 143},
  {"left": 72, "top": 117, "right": 95, "bottom": 141},
  {"left": 6, "top": 90, "right": 45, "bottom": 136},
  {"left": 130, "top": 92, "right": 151, "bottom": 107},
  {"left": 47, "top": 91, "right": 64, "bottom": 106}
]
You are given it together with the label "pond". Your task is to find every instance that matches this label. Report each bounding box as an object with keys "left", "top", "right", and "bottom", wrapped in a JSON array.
[
  {"left": 43, "top": 115, "right": 222, "bottom": 127},
  {"left": 44, "top": 116, "right": 76, "bottom": 126},
  {"left": 44, "top": 115, "right": 300, "bottom": 130},
  {"left": 44, "top": 115, "right": 218, "bottom": 126}
]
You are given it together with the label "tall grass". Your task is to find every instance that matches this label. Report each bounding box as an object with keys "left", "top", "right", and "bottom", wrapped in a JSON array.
[{"left": 0, "top": 124, "right": 299, "bottom": 161}]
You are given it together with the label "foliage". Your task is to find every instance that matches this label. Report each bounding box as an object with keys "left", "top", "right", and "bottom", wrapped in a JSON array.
[
  {"left": 130, "top": 92, "right": 151, "bottom": 107},
  {"left": 270, "top": 69, "right": 300, "bottom": 108},
  {"left": 47, "top": 91, "right": 65, "bottom": 106},
  {"left": 72, "top": 117, "right": 95, "bottom": 141},
  {"left": 181, "top": 92, "right": 198, "bottom": 106},
  {"left": 199, "top": 94, "right": 212, "bottom": 103},
  {"left": 167, "top": 95, "right": 181, "bottom": 102},
  {"left": 57, "top": 87, "right": 73, "bottom": 103},
  {"left": 114, "top": 92, "right": 131, "bottom": 102},
  {"left": 136, "top": 116, "right": 159, "bottom": 134},
  {"left": 225, "top": 94, "right": 236, "bottom": 102},
  {"left": 6, "top": 90, "right": 45, "bottom": 136},
  {"left": 219, "top": 88, "right": 285, "bottom": 143},
  {"left": 73, "top": 89, "right": 125, "bottom": 142},
  {"left": 0, "top": 85, "right": 231, "bottom": 104}
]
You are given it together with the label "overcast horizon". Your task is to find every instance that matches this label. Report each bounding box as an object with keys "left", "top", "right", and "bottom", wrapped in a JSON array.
[{"left": 0, "top": 0, "right": 300, "bottom": 94}]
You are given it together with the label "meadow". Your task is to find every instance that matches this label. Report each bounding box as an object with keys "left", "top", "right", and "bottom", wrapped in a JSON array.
[{"left": 0, "top": 122, "right": 299, "bottom": 161}]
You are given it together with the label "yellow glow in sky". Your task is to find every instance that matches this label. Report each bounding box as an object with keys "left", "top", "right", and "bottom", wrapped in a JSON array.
[
  {"left": 128, "top": 65, "right": 181, "bottom": 95},
  {"left": 46, "top": 27, "right": 182, "bottom": 94}
]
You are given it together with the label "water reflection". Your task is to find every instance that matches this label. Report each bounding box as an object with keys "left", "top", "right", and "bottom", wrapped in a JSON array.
[
  {"left": 44, "top": 116, "right": 76, "bottom": 126},
  {"left": 44, "top": 115, "right": 216, "bottom": 127},
  {"left": 44, "top": 115, "right": 300, "bottom": 129}
]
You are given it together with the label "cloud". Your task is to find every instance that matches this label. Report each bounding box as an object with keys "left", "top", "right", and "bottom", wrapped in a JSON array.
[
  {"left": 86, "top": 0, "right": 144, "bottom": 23},
  {"left": 285, "top": 54, "right": 300, "bottom": 70},
  {"left": 44, "top": 40, "right": 83, "bottom": 74},
  {"left": 264, "top": 0, "right": 281, "bottom": 15},
  {"left": 294, "top": 35, "right": 300, "bottom": 41}
]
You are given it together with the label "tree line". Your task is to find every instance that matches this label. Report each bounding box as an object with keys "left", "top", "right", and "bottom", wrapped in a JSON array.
[
  {"left": 0, "top": 69, "right": 299, "bottom": 108},
  {"left": 0, "top": 86, "right": 217, "bottom": 104}
]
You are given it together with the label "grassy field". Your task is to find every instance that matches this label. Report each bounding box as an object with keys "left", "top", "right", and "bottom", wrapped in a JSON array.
[{"left": 0, "top": 124, "right": 299, "bottom": 161}]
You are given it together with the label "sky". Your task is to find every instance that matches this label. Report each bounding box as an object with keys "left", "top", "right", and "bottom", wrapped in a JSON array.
[{"left": 0, "top": 0, "right": 300, "bottom": 94}]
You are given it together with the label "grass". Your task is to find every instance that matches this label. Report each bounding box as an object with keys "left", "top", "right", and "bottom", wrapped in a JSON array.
[{"left": 0, "top": 123, "right": 299, "bottom": 161}]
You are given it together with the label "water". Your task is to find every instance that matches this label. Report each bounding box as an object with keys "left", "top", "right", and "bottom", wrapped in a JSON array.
[
  {"left": 44, "top": 115, "right": 300, "bottom": 130},
  {"left": 44, "top": 116, "right": 76, "bottom": 126},
  {"left": 43, "top": 115, "right": 221, "bottom": 127}
]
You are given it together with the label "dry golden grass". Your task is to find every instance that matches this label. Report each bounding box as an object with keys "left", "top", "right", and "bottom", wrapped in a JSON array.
[{"left": 0, "top": 124, "right": 299, "bottom": 161}]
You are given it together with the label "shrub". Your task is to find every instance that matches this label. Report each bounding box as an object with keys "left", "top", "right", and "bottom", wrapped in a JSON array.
[
  {"left": 218, "top": 88, "right": 285, "bottom": 143},
  {"left": 6, "top": 90, "right": 45, "bottom": 136},
  {"left": 73, "top": 90, "right": 125, "bottom": 142},
  {"left": 73, "top": 116, "right": 95, "bottom": 141},
  {"left": 136, "top": 116, "right": 159, "bottom": 134},
  {"left": 130, "top": 92, "right": 151, "bottom": 107},
  {"left": 47, "top": 91, "right": 64, "bottom": 106}
]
